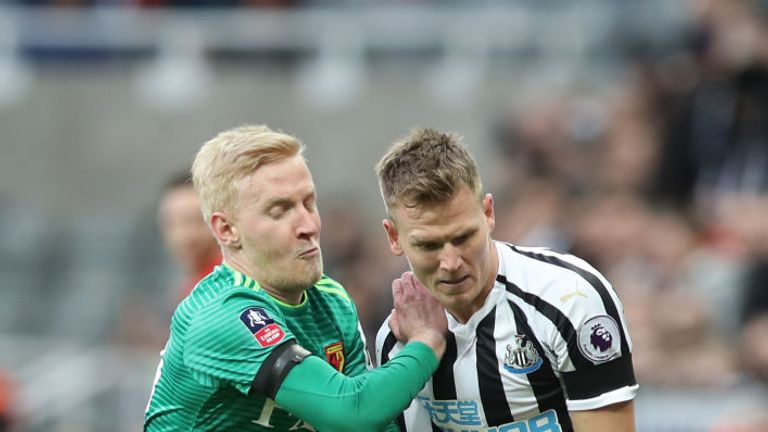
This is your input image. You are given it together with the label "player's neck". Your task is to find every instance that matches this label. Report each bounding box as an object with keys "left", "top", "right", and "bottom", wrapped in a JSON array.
[{"left": 223, "top": 255, "right": 305, "bottom": 305}]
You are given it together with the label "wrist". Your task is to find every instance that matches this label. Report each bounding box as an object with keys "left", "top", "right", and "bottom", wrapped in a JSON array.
[{"left": 408, "top": 329, "right": 446, "bottom": 359}]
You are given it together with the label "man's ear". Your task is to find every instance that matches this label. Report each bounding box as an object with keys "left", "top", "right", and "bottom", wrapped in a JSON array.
[
  {"left": 483, "top": 193, "right": 496, "bottom": 232},
  {"left": 383, "top": 219, "right": 404, "bottom": 256},
  {"left": 211, "top": 212, "right": 240, "bottom": 249}
]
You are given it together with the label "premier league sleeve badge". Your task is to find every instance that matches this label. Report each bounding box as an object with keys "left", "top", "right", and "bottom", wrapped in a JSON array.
[{"left": 578, "top": 315, "right": 622, "bottom": 364}]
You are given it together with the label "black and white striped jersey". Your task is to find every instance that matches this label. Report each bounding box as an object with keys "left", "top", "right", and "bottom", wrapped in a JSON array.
[{"left": 375, "top": 242, "right": 638, "bottom": 432}]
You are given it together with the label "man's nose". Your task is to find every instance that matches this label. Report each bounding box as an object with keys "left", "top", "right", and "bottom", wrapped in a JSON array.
[
  {"left": 439, "top": 244, "right": 462, "bottom": 272},
  {"left": 296, "top": 207, "right": 320, "bottom": 238}
]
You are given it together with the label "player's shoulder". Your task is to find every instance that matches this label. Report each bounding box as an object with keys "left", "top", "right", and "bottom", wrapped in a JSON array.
[
  {"left": 312, "top": 274, "right": 353, "bottom": 306},
  {"left": 500, "top": 243, "right": 607, "bottom": 287},
  {"left": 497, "top": 242, "right": 621, "bottom": 317},
  {"left": 179, "top": 265, "right": 279, "bottom": 324}
]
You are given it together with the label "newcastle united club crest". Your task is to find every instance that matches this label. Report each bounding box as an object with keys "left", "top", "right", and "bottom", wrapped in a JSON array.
[{"left": 503, "top": 334, "right": 543, "bottom": 374}]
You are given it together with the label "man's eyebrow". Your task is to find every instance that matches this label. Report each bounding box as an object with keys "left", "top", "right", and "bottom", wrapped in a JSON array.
[
  {"left": 410, "top": 227, "right": 476, "bottom": 244},
  {"left": 263, "top": 197, "right": 293, "bottom": 209}
]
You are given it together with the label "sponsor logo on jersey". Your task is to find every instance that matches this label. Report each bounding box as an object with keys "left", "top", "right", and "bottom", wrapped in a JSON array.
[
  {"left": 239, "top": 307, "right": 285, "bottom": 348},
  {"left": 503, "top": 334, "right": 543, "bottom": 374},
  {"left": 578, "top": 315, "right": 621, "bottom": 364},
  {"left": 417, "top": 397, "right": 561, "bottom": 432},
  {"left": 324, "top": 341, "right": 345, "bottom": 372}
]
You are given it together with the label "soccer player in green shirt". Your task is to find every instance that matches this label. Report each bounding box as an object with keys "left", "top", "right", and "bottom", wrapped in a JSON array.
[{"left": 144, "top": 125, "right": 447, "bottom": 432}]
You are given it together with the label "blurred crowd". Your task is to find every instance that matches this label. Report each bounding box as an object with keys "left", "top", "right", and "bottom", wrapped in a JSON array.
[
  {"left": 12, "top": 0, "right": 297, "bottom": 8},
  {"left": 10, "top": 0, "right": 433, "bottom": 8},
  {"left": 479, "top": 0, "right": 768, "bottom": 398},
  {"left": 476, "top": 3, "right": 768, "bottom": 428}
]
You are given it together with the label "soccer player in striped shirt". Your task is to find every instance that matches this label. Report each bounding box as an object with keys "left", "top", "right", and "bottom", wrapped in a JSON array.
[
  {"left": 374, "top": 128, "right": 638, "bottom": 432},
  {"left": 144, "top": 125, "right": 448, "bottom": 431}
]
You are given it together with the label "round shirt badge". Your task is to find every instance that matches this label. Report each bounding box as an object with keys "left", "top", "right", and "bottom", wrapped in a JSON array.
[{"left": 578, "top": 315, "right": 621, "bottom": 364}]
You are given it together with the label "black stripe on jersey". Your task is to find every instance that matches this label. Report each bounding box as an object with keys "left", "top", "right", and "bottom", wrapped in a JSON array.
[
  {"left": 497, "top": 274, "right": 590, "bottom": 370},
  {"left": 476, "top": 307, "right": 515, "bottom": 425},
  {"left": 508, "top": 300, "right": 573, "bottom": 432},
  {"left": 562, "top": 352, "right": 636, "bottom": 400},
  {"left": 506, "top": 245, "right": 631, "bottom": 361},
  {"left": 432, "top": 332, "right": 458, "bottom": 400},
  {"left": 379, "top": 331, "right": 408, "bottom": 431},
  {"left": 380, "top": 331, "right": 398, "bottom": 364}
]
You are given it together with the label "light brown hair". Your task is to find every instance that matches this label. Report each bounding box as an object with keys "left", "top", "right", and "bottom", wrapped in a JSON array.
[{"left": 375, "top": 128, "right": 482, "bottom": 211}]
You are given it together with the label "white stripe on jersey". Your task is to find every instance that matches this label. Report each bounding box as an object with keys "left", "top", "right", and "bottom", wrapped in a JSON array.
[{"left": 512, "top": 245, "right": 634, "bottom": 355}]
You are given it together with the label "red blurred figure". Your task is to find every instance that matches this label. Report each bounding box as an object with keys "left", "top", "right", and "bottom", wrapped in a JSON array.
[
  {"left": 158, "top": 173, "right": 221, "bottom": 303},
  {"left": 0, "top": 370, "right": 15, "bottom": 432}
]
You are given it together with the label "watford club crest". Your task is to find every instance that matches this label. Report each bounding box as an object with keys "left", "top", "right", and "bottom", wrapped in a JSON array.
[{"left": 324, "top": 341, "right": 345, "bottom": 372}]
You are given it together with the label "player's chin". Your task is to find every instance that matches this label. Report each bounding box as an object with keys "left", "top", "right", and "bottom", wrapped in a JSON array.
[
  {"left": 299, "top": 260, "right": 323, "bottom": 285},
  {"left": 439, "top": 290, "right": 473, "bottom": 307}
]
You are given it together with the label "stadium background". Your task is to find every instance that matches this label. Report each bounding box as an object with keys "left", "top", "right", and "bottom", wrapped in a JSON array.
[{"left": 1, "top": 0, "right": 767, "bottom": 430}]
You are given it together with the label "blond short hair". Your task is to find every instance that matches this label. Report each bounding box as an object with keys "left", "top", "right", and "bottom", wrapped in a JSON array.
[
  {"left": 191, "top": 125, "right": 304, "bottom": 224},
  {"left": 375, "top": 128, "right": 482, "bottom": 211}
]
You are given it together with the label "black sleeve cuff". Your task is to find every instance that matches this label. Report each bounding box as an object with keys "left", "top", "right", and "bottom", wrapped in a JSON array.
[
  {"left": 250, "top": 340, "right": 311, "bottom": 399},
  {"left": 562, "top": 353, "right": 637, "bottom": 401}
]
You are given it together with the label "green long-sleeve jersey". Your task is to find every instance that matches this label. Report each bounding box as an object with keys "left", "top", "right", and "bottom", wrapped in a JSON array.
[{"left": 144, "top": 264, "right": 436, "bottom": 431}]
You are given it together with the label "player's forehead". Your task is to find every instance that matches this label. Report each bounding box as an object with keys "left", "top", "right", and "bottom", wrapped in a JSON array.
[
  {"left": 394, "top": 192, "right": 483, "bottom": 243},
  {"left": 236, "top": 156, "right": 315, "bottom": 203}
]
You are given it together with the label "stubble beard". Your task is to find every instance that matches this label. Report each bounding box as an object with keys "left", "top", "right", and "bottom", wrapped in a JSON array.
[{"left": 271, "top": 252, "right": 324, "bottom": 292}]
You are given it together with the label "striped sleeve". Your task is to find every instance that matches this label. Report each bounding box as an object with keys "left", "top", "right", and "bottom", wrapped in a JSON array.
[{"left": 507, "top": 246, "right": 638, "bottom": 410}]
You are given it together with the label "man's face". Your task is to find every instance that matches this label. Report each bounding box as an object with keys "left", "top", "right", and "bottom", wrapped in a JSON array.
[
  {"left": 159, "top": 185, "right": 218, "bottom": 273},
  {"left": 232, "top": 155, "right": 323, "bottom": 292},
  {"left": 384, "top": 186, "right": 497, "bottom": 320}
]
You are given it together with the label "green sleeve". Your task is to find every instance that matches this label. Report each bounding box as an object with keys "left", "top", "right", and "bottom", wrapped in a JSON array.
[
  {"left": 185, "top": 298, "right": 294, "bottom": 394},
  {"left": 274, "top": 341, "right": 437, "bottom": 432},
  {"left": 380, "top": 421, "right": 402, "bottom": 432}
]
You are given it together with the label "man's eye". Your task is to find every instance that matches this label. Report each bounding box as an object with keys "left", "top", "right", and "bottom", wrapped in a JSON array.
[
  {"left": 453, "top": 234, "right": 471, "bottom": 245},
  {"left": 268, "top": 206, "right": 288, "bottom": 219},
  {"left": 305, "top": 199, "right": 317, "bottom": 212},
  {"left": 418, "top": 243, "right": 441, "bottom": 251}
]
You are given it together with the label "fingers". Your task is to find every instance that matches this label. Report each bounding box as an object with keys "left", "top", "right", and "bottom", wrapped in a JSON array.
[
  {"left": 392, "top": 278, "right": 403, "bottom": 309},
  {"left": 401, "top": 271, "right": 430, "bottom": 301}
]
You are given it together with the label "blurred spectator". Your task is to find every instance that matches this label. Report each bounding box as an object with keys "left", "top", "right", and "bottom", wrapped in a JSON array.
[
  {"left": 319, "top": 196, "right": 406, "bottom": 345},
  {"left": 134, "top": 0, "right": 295, "bottom": 7},
  {"left": 653, "top": 0, "right": 768, "bottom": 209},
  {"left": 113, "top": 172, "right": 221, "bottom": 350},
  {"left": 567, "top": 192, "right": 652, "bottom": 275},
  {"left": 494, "top": 177, "right": 570, "bottom": 251},
  {"left": 0, "top": 370, "right": 15, "bottom": 432},
  {"left": 710, "top": 407, "right": 768, "bottom": 432},
  {"left": 157, "top": 172, "right": 221, "bottom": 305},
  {"left": 740, "top": 313, "right": 768, "bottom": 385},
  {"left": 638, "top": 289, "right": 739, "bottom": 388}
]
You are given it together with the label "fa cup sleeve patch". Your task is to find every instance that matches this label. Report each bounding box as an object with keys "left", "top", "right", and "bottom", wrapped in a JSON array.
[
  {"left": 240, "top": 307, "right": 286, "bottom": 347},
  {"left": 578, "top": 315, "right": 621, "bottom": 364}
]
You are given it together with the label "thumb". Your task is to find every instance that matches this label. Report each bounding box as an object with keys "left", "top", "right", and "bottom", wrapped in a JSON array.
[{"left": 388, "top": 310, "right": 403, "bottom": 342}]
